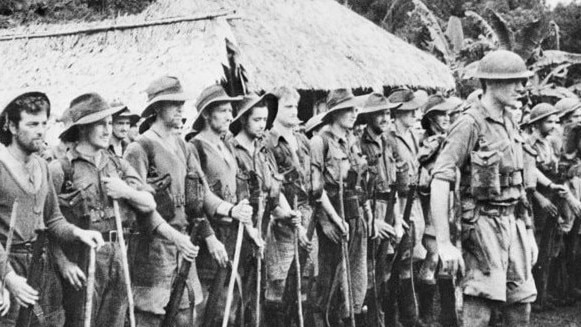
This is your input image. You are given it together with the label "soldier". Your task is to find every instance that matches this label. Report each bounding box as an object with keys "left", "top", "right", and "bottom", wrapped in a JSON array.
[
  {"left": 188, "top": 84, "right": 259, "bottom": 326},
  {"left": 124, "top": 76, "right": 251, "bottom": 327},
  {"left": 263, "top": 86, "right": 315, "bottom": 326},
  {"left": 444, "top": 96, "right": 464, "bottom": 126},
  {"left": 0, "top": 90, "right": 104, "bottom": 326},
  {"left": 310, "top": 88, "right": 370, "bottom": 326},
  {"left": 108, "top": 102, "right": 139, "bottom": 157},
  {"left": 385, "top": 89, "right": 428, "bottom": 327},
  {"left": 48, "top": 93, "right": 159, "bottom": 326},
  {"left": 430, "top": 50, "right": 551, "bottom": 326},
  {"left": 355, "top": 93, "right": 401, "bottom": 327},
  {"left": 525, "top": 103, "right": 581, "bottom": 309},
  {"left": 229, "top": 93, "right": 305, "bottom": 326}
]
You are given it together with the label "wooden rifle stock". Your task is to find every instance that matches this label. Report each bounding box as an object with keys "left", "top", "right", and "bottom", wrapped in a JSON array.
[
  {"left": 15, "top": 229, "right": 47, "bottom": 327},
  {"left": 161, "top": 219, "right": 201, "bottom": 327}
]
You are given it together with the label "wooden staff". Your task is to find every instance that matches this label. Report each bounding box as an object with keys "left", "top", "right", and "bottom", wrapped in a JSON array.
[
  {"left": 222, "top": 220, "right": 245, "bottom": 327},
  {"left": 1, "top": 200, "right": 18, "bottom": 294},
  {"left": 293, "top": 195, "right": 304, "bottom": 327},
  {"left": 84, "top": 247, "right": 96, "bottom": 327},
  {"left": 112, "top": 200, "right": 135, "bottom": 327}
]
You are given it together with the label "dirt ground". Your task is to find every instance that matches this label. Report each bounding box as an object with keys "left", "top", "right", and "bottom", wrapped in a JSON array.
[{"left": 531, "top": 302, "right": 581, "bottom": 327}]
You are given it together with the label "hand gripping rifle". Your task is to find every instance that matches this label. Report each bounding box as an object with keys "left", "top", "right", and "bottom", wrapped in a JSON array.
[
  {"left": 15, "top": 229, "right": 47, "bottom": 327},
  {"left": 325, "top": 159, "right": 355, "bottom": 327},
  {"left": 161, "top": 219, "right": 201, "bottom": 327}
]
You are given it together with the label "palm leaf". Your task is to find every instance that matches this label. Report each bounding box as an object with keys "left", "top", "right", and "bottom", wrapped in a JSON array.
[
  {"left": 513, "top": 17, "right": 548, "bottom": 61},
  {"left": 486, "top": 9, "right": 513, "bottom": 50},
  {"left": 410, "top": 0, "right": 452, "bottom": 61},
  {"left": 446, "top": 15, "right": 464, "bottom": 53},
  {"left": 464, "top": 10, "right": 497, "bottom": 45}
]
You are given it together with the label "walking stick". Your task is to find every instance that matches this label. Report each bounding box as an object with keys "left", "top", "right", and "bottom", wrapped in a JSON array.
[
  {"left": 1, "top": 200, "right": 18, "bottom": 294},
  {"left": 293, "top": 195, "right": 304, "bottom": 327},
  {"left": 112, "top": 200, "right": 135, "bottom": 327},
  {"left": 84, "top": 247, "right": 96, "bottom": 327},
  {"left": 222, "top": 219, "right": 245, "bottom": 327}
]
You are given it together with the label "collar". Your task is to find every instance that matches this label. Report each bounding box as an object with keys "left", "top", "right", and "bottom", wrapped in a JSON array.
[
  {"left": 362, "top": 126, "right": 382, "bottom": 145},
  {"left": 67, "top": 146, "right": 108, "bottom": 168},
  {"left": 268, "top": 127, "right": 298, "bottom": 147},
  {"left": 475, "top": 100, "right": 511, "bottom": 125}
]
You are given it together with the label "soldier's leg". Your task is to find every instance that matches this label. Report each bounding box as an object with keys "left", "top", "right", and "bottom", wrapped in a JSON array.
[
  {"left": 502, "top": 302, "right": 530, "bottom": 327},
  {"left": 462, "top": 296, "right": 494, "bottom": 327},
  {"left": 397, "top": 264, "right": 418, "bottom": 327},
  {"left": 95, "top": 244, "right": 128, "bottom": 327},
  {"left": 418, "top": 234, "right": 438, "bottom": 326}
]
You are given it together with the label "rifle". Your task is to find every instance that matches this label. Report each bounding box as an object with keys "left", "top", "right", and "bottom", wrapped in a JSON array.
[
  {"left": 367, "top": 181, "right": 381, "bottom": 327},
  {"left": 250, "top": 139, "right": 265, "bottom": 327},
  {"left": 161, "top": 218, "right": 201, "bottom": 327},
  {"left": 221, "top": 220, "right": 244, "bottom": 327},
  {"left": 112, "top": 200, "right": 136, "bottom": 327},
  {"left": 15, "top": 229, "right": 47, "bottom": 327},
  {"left": 325, "top": 160, "right": 355, "bottom": 327},
  {"left": 84, "top": 247, "right": 96, "bottom": 327}
]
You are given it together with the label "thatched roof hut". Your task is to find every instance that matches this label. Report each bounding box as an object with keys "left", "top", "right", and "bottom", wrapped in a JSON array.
[{"left": 0, "top": 0, "right": 454, "bottom": 118}]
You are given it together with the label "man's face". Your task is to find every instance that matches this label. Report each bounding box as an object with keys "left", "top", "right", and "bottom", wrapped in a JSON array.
[
  {"left": 368, "top": 109, "right": 390, "bottom": 134},
  {"left": 158, "top": 102, "right": 184, "bottom": 129},
  {"left": 206, "top": 102, "right": 233, "bottom": 134},
  {"left": 112, "top": 117, "right": 131, "bottom": 140},
  {"left": 10, "top": 110, "right": 48, "bottom": 154},
  {"left": 395, "top": 110, "right": 417, "bottom": 129},
  {"left": 538, "top": 114, "right": 559, "bottom": 137},
  {"left": 243, "top": 106, "right": 269, "bottom": 139},
  {"left": 488, "top": 79, "right": 526, "bottom": 109},
  {"left": 565, "top": 108, "right": 581, "bottom": 125},
  {"left": 334, "top": 108, "right": 358, "bottom": 130},
  {"left": 276, "top": 96, "right": 299, "bottom": 127},
  {"left": 85, "top": 116, "right": 113, "bottom": 150}
]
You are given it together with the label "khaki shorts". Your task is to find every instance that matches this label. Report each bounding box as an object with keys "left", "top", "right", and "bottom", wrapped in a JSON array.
[{"left": 461, "top": 204, "right": 537, "bottom": 304}]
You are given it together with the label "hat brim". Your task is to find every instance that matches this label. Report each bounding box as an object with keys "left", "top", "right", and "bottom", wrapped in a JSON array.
[
  {"left": 528, "top": 109, "right": 560, "bottom": 125},
  {"left": 141, "top": 93, "right": 192, "bottom": 118},
  {"left": 559, "top": 103, "right": 581, "bottom": 119},
  {"left": 473, "top": 71, "right": 534, "bottom": 80},
  {"left": 229, "top": 94, "right": 276, "bottom": 135},
  {"left": 0, "top": 90, "right": 49, "bottom": 116},
  {"left": 193, "top": 96, "right": 243, "bottom": 132},
  {"left": 115, "top": 113, "right": 140, "bottom": 126},
  {"left": 59, "top": 105, "right": 126, "bottom": 141},
  {"left": 395, "top": 91, "right": 429, "bottom": 111},
  {"left": 323, "top": 96, "right": 366, "bottom": 123}
]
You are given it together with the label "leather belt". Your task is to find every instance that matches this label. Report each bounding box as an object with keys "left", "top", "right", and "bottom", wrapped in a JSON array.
[{"left": 101, "top": 229, "right": 139, "bottom": 242}]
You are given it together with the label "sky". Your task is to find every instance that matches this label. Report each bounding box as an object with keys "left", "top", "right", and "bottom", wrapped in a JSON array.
[{"left": 545, "top": 0, "right": 578, "bottom": 8}]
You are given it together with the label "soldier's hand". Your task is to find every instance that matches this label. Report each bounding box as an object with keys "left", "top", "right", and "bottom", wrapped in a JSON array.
[
  {"left": 0, "top": 286, "right": 10, "bottom": 317},
  {"left": 205, "top": 235, "right": 228, "bottom": 268},
  {"left": 58, "top": 259, "right": 87, "bottom": 291},
  {"left": 549, "top": 183, "right": 568, "bottom": 197},
  {"left": 74, "top": 229, "right": 105, "bottom": 250},
  {"left": 173, "top": 233, "right": 199, "bottom": 262},
  {"left": 321, "top": 222, "right": 342, "bottom": 244},
  {"left": 567, "top": 196, "right": 581, "bottom": 218},
  {"left": 438, "top": 241, "right": 464, "bottom": 277},
  {"left": 230, "top": 199, "right": 253, "bottom": 225},
  {"left": 298, "top": 227, "right": 313, "bottom": 252},
  {"left": 4, "top": 271, "right": 39, "bottom": 307},
  {"left": 290, "top": 210, "right": 302, "bottom": 227},
  {"left": 538, "top": 196, "right": 558, "bottom": 217},
  {"left": 102, "top": 176, "right": 133, "bottom": 200},
  {"left": 375, "top": 220, "right": 396, "bottom": 240},
  {"left": 394, "top": 223, "right": 405, "bottom": 243}
]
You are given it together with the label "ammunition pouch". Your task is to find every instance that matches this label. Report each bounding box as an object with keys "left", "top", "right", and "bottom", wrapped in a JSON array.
[
  {"left": 344, "top": 189, "right": 361, "bottom": 221},
  {"left": 470, "top": 150, "right": 501, "bottom": 200},
  {"left": 185, "top": 171, "right": 205, "bottom": 218},
  {"left": 395, "top": 161, "right": 410, "bottom": 194},
  {"left": 148, "top": 172, "right": 175, "bottom": 220},
  {"left": 58, "top": 187, "right": 91, "bottom": 227}
]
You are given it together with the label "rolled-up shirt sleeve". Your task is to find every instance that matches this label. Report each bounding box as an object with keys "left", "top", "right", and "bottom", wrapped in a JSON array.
[{"left": 431, "top": 115, "right": 478, "bottom": 183}]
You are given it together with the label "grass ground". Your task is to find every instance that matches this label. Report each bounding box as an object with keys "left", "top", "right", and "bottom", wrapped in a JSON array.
[{"left": 531, "top": 302, "right": 581, "bottom": 327}]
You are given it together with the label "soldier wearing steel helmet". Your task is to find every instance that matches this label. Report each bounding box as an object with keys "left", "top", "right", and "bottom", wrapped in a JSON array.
[{"left": 429, "top": 50, "right": 559, "bottom": 326}]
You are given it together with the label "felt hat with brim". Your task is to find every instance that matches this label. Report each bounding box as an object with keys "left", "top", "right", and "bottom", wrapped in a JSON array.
[
  {"left": 141, "top": 76, "right": 192, "bottom": 118},
  {"left": 527, "top": 103, "right": 559, "bottom": 125},
  {"left": 112, "top": 102, "right": 140, "bottom": 125},
  {"left": 60, "top": 93, "right": 125, "bottom": 142},
  {"left": 229, "top": 93, "right": 275, "bottom": 135},
  {"left": 0, "top": 89, "right": 50, "bottom": 117},
  {"left": 420, "top": 95, "right": 458, "bottom": 130},
  {"left": 191, "top": 84, "right": 243, "bottom": 132},
  {"left": 322, "top": 88, "right": 364, "bottom": 123},
  {"left": 446, "top": 96, "right": 465, "bottom": 115},
  {"left": 355, "top": 93, "right": 401, "bottom": 125},
  {"left": 555, "top": 98, "right": 581, "bottom": 119},
  {"left": 305, "top": 112, "right": 326, "bottom": 135},
  {"left": 388, "top": 89, "right": 428, "bottom": 111}
]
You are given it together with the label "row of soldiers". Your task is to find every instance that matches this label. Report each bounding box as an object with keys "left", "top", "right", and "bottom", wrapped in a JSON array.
[{"left": 0, "top": 49, "right": 579, "bottom": 327}]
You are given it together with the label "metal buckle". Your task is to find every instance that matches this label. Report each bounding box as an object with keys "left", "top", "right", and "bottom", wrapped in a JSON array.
[{"left": 109, "top": 230, "right": 118, "bottom": 243}]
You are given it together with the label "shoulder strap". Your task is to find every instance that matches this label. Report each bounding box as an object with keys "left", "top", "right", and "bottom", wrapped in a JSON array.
[
  {"left": 58, "top": 156, "right": 74, "bottom": 193},
  {"left": 136, "top": 136, "right": 156, "bottom": 175},
  {"left": 463, "top": 106, "right": 486, "bottom": 137},
  {"left": 191, "top": 138, "right": 207, "bottom": 170}
]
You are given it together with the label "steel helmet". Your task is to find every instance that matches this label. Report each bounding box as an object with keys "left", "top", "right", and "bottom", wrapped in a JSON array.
[
  {"left": 473, "top": 50, "right": 533, "bottom": 80},
  {"left": 555, "top": 97, "right": 581, "bottom": 119},
  {"left": 527, "top": 103, "right": 559, "bottom": 125}
]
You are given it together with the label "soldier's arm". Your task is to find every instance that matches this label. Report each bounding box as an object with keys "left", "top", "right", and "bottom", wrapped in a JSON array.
[
  {"left": 310, "top": 135, "right": 343, "bottom": 228},
  {"left": 118, "top": 159, "right": 156, "bottom": 213}
]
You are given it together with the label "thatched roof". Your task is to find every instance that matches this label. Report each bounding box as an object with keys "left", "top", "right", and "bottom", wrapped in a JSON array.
[{"left": 0, "top": 0, "right": 454, "bottom": 117}]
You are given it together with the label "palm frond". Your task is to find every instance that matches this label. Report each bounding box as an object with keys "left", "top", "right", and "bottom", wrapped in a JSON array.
[
  {"left": 486, "top": 9, "right": 513, "bottom": 50},
  {"left": 514, "top": 17, "right": 548, "bottom": 61}
]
